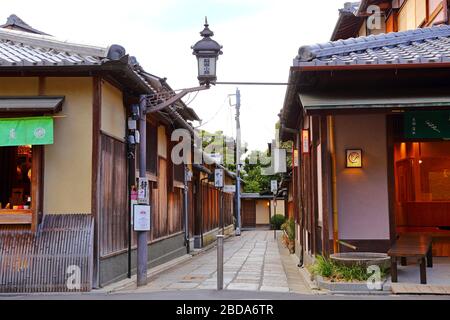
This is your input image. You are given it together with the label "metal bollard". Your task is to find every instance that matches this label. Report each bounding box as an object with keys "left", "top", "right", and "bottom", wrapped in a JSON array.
[{"left": 217, "top": 235, "right": 224, "bottom": 290}]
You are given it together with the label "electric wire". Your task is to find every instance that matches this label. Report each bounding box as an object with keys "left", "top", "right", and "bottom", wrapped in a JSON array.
[{"left": 194, "top": 95, "right": 229, "bottom": 129}]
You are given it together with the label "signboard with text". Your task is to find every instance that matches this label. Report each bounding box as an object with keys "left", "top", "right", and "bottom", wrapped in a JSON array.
[
  {"left": 271, "top": 180, "right": 278, "bottom": 194},
  {"left": 405, "top": 111, "right": 450, "bottom": 139},
  {"left": 137, "top": 178, "right": 149, "bottom": 204},
  {"left": 133, "top": 205, "right": 151, "bottom": 231}
]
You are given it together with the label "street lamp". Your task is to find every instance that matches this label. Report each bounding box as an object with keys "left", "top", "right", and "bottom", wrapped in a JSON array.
[
  {"left": 192, "top": 18, "right": 223, "bottom": 86},
  {"left": 134, "top": 18, "right": 223, "bottom": 287}
]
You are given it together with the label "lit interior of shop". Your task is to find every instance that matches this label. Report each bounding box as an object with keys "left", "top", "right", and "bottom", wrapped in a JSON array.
[
  {"left": 394, "top": 141, "right": 450, "bottom": 256},
  {"left": 0, "top": 145, "right": 33, "bottom": 214}
]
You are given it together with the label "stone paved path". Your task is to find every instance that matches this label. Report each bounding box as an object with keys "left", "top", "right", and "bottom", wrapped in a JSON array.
[{"left": 123, "top": 230, "right": 311, "bottom": 294}]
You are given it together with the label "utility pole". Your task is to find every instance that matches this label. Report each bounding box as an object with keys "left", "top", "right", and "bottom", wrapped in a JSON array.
[
  {"left": 137, "top": 96, "right": 148, "bottom": 287},
  {"left": 235, "top": 88, "right": 242, "bottom": 236}
]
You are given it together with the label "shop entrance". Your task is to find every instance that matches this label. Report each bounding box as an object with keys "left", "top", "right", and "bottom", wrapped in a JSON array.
[
  {"left": 0, "top": 146, "right": 33, "bottom": 212},
  {"left": 394, "top": 141, "right": 450, "bottom": 256}
]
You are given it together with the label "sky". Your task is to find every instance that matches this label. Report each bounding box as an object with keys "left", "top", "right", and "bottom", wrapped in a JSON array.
[{"left": 0, "top": 0, "right": 346, "bottom": 151}]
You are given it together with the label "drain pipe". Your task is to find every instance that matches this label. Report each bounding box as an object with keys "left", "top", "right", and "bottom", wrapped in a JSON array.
[{"left": 328, "top": 116, "right": 339, "bottom": 254}]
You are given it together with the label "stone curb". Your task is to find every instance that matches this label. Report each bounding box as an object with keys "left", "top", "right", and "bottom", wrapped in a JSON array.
[{"left": 315, "top": 276, "right": 391, "bottom": 295}]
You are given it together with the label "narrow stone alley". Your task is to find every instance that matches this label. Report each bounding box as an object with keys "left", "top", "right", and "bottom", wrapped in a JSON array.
[{"left": 119, "top": 230, "right": 311, "bottom": 294}]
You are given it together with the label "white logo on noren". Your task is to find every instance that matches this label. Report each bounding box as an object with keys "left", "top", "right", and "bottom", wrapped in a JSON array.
[
  {"left": 9, "top": 128, "right": 16, "bottom": 140},
  {"left": 34, "top": 127, "right": 46, "bottom": 139}
]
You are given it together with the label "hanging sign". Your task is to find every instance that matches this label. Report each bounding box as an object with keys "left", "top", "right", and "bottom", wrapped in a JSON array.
[
  {"left": 302, "top": 130, "right": 310, "bottom": 154},
  {"left": 271, "top": 180, "right": 278, "bottom": 194},
  {"left": 0, "top": 116, "right": 54, "bottom": 147},
  {"left": 293, "top": 149, "right": 299, "bottom": 167},
  {"left": 133, "top": 205, "right": 151, "bottom": 231},
  {"left": 214, "top": 169, "right": 224, "bottom": 188},
  {"left": 137, "top": 178, "right": 149, "bottom": 204},
  {"left": 404, "top": 111, "right": 450, "bottom": 139}
]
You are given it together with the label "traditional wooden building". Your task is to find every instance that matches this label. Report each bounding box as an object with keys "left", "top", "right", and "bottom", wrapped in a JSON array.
[
  {"left": 0, "top": 16, "right": 235, "bottom": 292},
  {"left": 240, "top": 193, "right": 286, "bottom": 229},
  {"left": 280, "top": 1, "right": 450, "bottom": 265}
]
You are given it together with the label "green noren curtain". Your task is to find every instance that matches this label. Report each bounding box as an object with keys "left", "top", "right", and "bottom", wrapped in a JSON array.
[{"left": 0, "top": 117, "right": 54, "bottom": 147}]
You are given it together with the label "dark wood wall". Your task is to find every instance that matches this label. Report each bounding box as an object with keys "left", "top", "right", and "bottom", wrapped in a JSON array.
[
  {"left": 99, "top": 132, "right": 186, "bottom": 258},
  {"left": 200, "top": 182, "right": 234, "bottom": 234},
  {"left": 99, "top": 134, "right": 128, "bottom": 257}
]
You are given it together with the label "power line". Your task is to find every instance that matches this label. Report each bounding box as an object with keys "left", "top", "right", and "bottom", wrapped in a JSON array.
[{"left": 194, "top": 95, "right": 229, "bottom": 129}]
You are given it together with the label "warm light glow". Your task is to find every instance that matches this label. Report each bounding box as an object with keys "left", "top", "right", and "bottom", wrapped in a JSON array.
[
  {"left": 346, "top": 149, "right": 362, "bottom": 168},
  {"left": 266, "top": 201, "right": 270, "bottom": 207},
  {"left": 302, "top": 130, "right": 309, "bottom": 154},
  {"left": 419, "top": 160, "right": 423, "bottom": 164}
]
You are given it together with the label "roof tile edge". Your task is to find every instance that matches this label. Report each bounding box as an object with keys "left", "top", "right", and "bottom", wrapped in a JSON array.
[
  {"left": 0, "top": 27, "right": 108, "bottom": 57},
  {"left": 295, "top": 25, "right": 450, "bottom": 63}
]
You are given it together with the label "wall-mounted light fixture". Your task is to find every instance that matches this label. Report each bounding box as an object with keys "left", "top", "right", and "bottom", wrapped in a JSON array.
[{"left": 346, "top": 149, "right": 363, "bottom": 168}]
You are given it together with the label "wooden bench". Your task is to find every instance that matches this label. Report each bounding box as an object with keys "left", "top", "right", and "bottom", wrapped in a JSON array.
[{"left": 388, "top": 234, "right": 433, "bottom": 285}]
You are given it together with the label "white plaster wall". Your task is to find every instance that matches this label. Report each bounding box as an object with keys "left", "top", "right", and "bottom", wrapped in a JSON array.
[{"left": 334, "top": 114, "right": 390, "bottom": 240}]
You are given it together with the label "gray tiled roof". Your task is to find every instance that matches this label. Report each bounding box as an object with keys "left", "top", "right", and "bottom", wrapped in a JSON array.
[
  {"left": 295, "top": 25, "right": 450, "bottom": 67},
  {"left": 0, "top": 27, "right": 201, "bottom": 122},
  {"left": 0, "top": 28, "right": 105, "bottom": 66}
]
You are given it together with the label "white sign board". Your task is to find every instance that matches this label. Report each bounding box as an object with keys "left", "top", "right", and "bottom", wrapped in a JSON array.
[
  {"left": 137, "top": 178, "right": 149, "bottom": 204},
  {"left": 214, "top": 169, "right": 224, "bottom": 188},
  {"left": 133, "top": 205, "right": 151, "bottom": 231},
  {"left": 271, "top": 180, "right": 278, "bottom": 194},
  {"left": 223, "top": 185, "right": 236, "bottom": 193}
]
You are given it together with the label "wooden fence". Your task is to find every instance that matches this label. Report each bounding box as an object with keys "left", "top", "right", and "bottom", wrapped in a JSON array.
[
  {"left": 201, "top": 182, "right": 234, "bottom": 234},
  {"left": 0, "top": 214, "right": 94, "bottom": 293}
]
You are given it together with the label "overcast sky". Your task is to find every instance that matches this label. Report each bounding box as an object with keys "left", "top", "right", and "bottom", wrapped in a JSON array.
[{"left": 1, "top": 0, "right": 345, "bottom": 151}]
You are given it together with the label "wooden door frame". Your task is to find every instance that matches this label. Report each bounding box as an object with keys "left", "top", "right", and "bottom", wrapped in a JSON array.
[{"left": 386, "top": 115, "right": 397, "bottom": 245}]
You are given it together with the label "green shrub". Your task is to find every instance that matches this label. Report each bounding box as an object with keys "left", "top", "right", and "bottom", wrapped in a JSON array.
[
  {"left": 310, "top": 255, "right": 388, "bottom": 282},
  {"left": 270, "top": 214, "right": 286, "bottom": 230},
  {"left": 310, "top": 255, "right": 335, "bottom": 279},
  {"left": 281, "top": 217, "right": 295, "bottom": 241}
]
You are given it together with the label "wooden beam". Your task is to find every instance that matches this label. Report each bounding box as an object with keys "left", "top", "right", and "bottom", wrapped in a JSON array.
[
  {"left": 38, "top": 76, "right": 46, "bottom": 96},
  {"left": 320, "top": 115, "right": 332, "bottom": 257},
  {"left": 31, "top": 145, "right": 44, "bottom": 232},
  {"left": 386, "top": 115, "right": 397, "bottom": 245},
  {"left": 91, "top": 76, "right": 102, "bottom": 288},
  {"left": 311, "top": 116, "right": 320, "bottom": 255},
  {"left": 425, "top": 1, "right": 444, "bottom": 26},
  {"left": 0, "top": 212, "right": 32, "bottom": 225}
]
